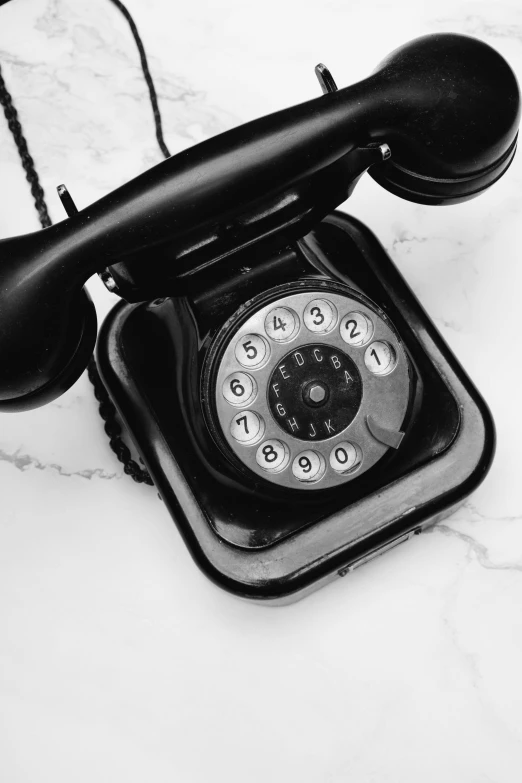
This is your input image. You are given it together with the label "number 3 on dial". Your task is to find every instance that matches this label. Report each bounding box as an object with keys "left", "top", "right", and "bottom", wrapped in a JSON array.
[{"left": 303, "top": 299, "right": 337, "bottom": 334}]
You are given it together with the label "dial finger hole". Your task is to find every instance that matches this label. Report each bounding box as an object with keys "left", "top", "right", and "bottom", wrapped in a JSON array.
[
  {"left": 340, "top": 312, "right": 373, "bottom": 346},
  {"left": 329, "top": 442, "right": 362, "bottom": 474},
  {"left": 303, "top": 299, "right": 337, "bottom": 334},
  {"left": 264, "top": 307, "right": 299, "bottom": 342},
  {"left": 235, "top": 333, "right": 270, "bottom": 369},
  {"left": 292, "top": 450, "right": 326, "bottom": 483},
  {"left": 364, "top": 341, "right": 396, "bottom": 375},
  {"left": 230, "top": 410, "right": 265, "bottom": 445},
  {"left": 255, "top": 439, "right": 290, "bottom": 472},
  {"left": 222, "top": 372, "right": 257, "bottom": 407}
]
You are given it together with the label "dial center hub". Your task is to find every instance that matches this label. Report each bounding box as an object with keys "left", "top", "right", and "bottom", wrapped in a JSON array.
[
  {"left": 267, "top": 343, "right": 363, "bottom": 441},
  {"left": 303, "top": 381, "right": 329, "bottom": 407}
]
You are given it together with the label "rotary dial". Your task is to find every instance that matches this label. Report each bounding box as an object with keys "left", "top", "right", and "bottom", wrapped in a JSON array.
[{"left": 208, "top": 286, "right": 412, "bottom": 490}]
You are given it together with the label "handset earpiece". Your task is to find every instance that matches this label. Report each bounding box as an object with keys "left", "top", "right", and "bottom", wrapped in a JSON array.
[
  {"left": 0, "top": 32, "right": 518, "bottom": 411},
  {"left": 364, "top": 33, "right": 520, "bottom": 203}
]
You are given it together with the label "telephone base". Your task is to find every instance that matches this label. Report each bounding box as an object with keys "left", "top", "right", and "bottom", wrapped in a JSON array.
[{"left": 96, "top": 211, "right": 495, "bottom": 603}]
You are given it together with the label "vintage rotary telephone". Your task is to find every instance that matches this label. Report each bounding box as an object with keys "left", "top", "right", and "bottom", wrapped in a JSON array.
[{"left": 0, "top": 32, "right": 519, "bottom": 602}]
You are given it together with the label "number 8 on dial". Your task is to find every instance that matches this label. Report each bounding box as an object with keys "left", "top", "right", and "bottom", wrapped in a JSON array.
[{"left": 255, "top": 439, "right": 290, "bottom": 472}]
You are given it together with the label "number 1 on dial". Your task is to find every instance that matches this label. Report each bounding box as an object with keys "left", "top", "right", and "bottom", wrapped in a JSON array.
[{"left": 364, "top": 341, "right": 396, "bottom": 375}]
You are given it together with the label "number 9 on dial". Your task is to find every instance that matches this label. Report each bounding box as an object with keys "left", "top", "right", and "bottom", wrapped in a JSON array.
[
  {"left": 292, "top": 450, "right": 326, "bottom": 482},
  {"left": 222, "top": 372, "right": 257, "bottom": 407}
]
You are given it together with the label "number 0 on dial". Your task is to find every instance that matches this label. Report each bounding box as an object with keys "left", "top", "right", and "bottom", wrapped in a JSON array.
[{"left": 329, "top": 442, "right": 361, "bottom": 473}]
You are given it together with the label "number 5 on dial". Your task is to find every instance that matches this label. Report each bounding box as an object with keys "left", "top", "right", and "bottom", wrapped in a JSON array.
[{"left": 235, "top": 334, "right": 269, "bottom": 368}]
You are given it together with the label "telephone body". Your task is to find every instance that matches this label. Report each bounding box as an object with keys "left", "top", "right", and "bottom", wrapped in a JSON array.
[{"left": 0, "top": 33, "right": 519, "bottom": 602}]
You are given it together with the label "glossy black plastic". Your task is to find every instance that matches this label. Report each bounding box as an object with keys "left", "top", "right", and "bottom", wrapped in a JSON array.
[
  {"left": 0, "top": 33, "right": 518, "bottom": 410},
  {"left": 96, "top": 212, "right": 495, "bottom": 602},
  {"left": 367, "top": 34, "right": 520, "bottom": 203}
]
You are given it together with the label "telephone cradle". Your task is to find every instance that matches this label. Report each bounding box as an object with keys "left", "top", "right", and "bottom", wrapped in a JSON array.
[
  {"left": 96, "top": 211, "right": 494, "bottom": 603},
  {"left": 0, "top": 33, "right": 518, "bottom": 602}
]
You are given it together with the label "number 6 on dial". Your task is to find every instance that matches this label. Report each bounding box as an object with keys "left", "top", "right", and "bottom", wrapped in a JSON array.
[{"left": 222, "top": 372, "right": 257, "bottom": 406}]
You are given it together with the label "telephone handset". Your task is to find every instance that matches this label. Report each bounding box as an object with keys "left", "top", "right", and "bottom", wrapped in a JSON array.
[{"left": 0, "top": 33, "right": 519, "bottom": 601}]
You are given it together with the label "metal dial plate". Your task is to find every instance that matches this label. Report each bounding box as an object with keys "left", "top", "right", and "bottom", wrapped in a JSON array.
[{"left": 212, "top": 288, "right": 412, "bottom": 490}]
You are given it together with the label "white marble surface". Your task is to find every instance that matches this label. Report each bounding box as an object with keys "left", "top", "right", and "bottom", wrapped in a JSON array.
[{"left": 1, "top": 0, "right": 522, "bottom": 780}]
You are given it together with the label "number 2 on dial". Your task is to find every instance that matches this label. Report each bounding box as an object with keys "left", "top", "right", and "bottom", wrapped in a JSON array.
[
  {"left": 345, "top": 319, "right": 360, "bottom": 338},
  {"left": 340, "top": 312, "right": 372, "bottom": 346}
]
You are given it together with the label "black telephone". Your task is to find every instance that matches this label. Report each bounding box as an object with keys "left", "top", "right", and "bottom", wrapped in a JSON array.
[{"left": 0, "top": 33, "right": 519, "bottom": 602}]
